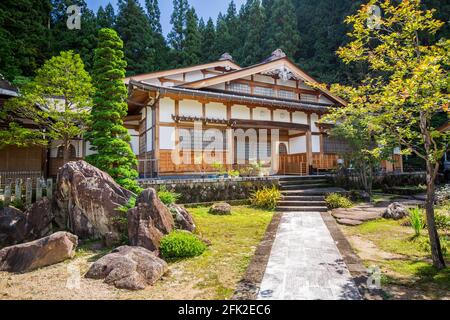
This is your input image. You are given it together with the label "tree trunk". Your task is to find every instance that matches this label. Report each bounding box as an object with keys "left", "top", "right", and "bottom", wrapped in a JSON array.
[
  {"left": 63, "top": 139, "right": 70, "bottom": 165},
  {"left": 425, "top": 161, "right": 446, "bottom": 269}
]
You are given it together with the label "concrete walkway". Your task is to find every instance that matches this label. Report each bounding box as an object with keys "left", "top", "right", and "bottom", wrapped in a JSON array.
[{"left": 257, "top": 212, "right": 362, "bottom": 300}]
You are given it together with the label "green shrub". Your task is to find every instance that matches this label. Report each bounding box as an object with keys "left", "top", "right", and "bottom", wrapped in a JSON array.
[
  {"left": 158, "top": 186, "right": 180, "bottom": 205},
  {"left": 250, "top": 186, "right": 281, "bottom": 210},
  {"left": 160, "top": 230, "right": 207, "bottom": 259},
  {"left": 0, "top": 200, "right": 3, "bottom": 209},
  {"left": 10, "top": 198, "right": 25, "bottom": 211},
  {"left": 408, "top": 207, "right": 425, "bottom": 237},
  {"left": 417, "top": 235, "right": 449, "bottom": 256},
  {"left": 325, "top": 193, "right": 353, "bottom": 209}
]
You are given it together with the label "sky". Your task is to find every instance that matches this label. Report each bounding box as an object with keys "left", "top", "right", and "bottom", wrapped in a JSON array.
[{"left": 86, "top": 0, "right": 246, "bottom": 35}]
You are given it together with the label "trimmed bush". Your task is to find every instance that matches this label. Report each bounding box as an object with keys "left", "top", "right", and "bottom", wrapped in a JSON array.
[
  {"left": 158, "top": 185, "right": 180, "bottom": 205},
  {"left": 250, "top": 186, "right": 281, "bottom": 210},
  {"left": 160, "top": 230, "right": 207, "bottom": 259},
  {"left": 325, "top": 193, "right": 353, "bottom": 209}
]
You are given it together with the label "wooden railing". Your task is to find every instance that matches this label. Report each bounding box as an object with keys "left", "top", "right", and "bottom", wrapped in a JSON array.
[
  {"left": 312, "top": 153, "right": 339, "bottom": 170},
  {"left": 279, "top": 153, "right": 308, "bottom": 175}
]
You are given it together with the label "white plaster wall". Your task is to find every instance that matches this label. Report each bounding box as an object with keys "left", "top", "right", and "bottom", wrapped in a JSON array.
[
  {"left": 254, "top": 74, "right": 275, "bottom": 84},
  {"left": 231, "top": 105, "right": 250, "bottom": 119},
  {"left": 273, "top": 109, "right": 290, "bottom": 122},
  {"left": 205, "top": 102, "right": 227, "bottom": 119},
  {"left": 289, "top": 136, "right": 306, "bottom": 154},
  {"left": 185, "top": 71, "right": 204, "bottom": 82},
  {"left": 159, "top": 126, "right": 175, "bottom": 150},
  {"left": 253, "top": 107, "right": 271, "bottom": 121},
  {"left": 179, "top": 100, "right": 203, "bottom": 117},
  {"left": 311, "top": 113, "right": 320, "bottom": 132},
  {"left": 159, "top": 97, "right": 175, "bottom": 123},
  {"left": 166, "top": 74, "right": 183, "bottom": 81},
  {"left": 146, "top": 106, "right": 153, "bottom": 129},
  {"left": 292, "top": 111, "right": 308, "bottom": 125},
  {"left": 312, "top": 135, "right": 321, "bottom": 153},
  {"left": 85, "top": 141, "right": 97, "bottom": 156},
  {"left": 278, "top": 79, "right": 297, "bottom": 88}
]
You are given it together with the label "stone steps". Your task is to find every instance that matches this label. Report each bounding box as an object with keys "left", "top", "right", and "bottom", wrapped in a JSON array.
[
  {"left": 277, "top": 200, "right": 326, "bottom": 207},
  {"left": 276, "top": 206, "right": 329, "bottom": 212},
  {"left": 280, "top": 183, "right": 331, "bottom": 190}
]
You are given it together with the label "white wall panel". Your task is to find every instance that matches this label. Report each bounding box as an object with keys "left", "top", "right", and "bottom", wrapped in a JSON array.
[
  {"left": 159, "top": 126, "right": 175, "bottom": 150},
  {"left": 179, "top": 100, "right": 203, "bottom": 117},
  {"left": 274, "top": 109, "right": 290, "bottom": 122},
  {"left": 205, "top": 102, "right": 227, "bottom": 119},
  {"left": 159, "top": 97, "right": 175, "bottom": 123},
  {"left": 231, "top": 105, "right": 250, "bottom": 119},
  {"left": 292, "top": 111, "right": 308, "bottom": 125},
  {"left": 311, "top": 113, "right": 319, "bottom": 132},
  {"left": 289, "top": 136, "right": 306, "bottom": 154},
  {"left": 312, "top": 135, "right": 321, "bottom": 153},
  {"left": 253, "top": 107, "right": 271, "bottom": 121}
]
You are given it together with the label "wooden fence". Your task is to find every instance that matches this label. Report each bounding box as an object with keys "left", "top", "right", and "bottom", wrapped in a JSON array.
[{"left": 0, "top": 173, "right": 53, "bottom": 207}]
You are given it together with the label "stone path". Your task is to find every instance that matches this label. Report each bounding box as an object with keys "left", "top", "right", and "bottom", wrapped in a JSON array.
[{"left": 257, "top": 212, "right": 362, "bottom": 300}]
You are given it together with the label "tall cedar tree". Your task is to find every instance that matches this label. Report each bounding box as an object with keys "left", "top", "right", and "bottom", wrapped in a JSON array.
[
  {"left": 265, "top": 0, "right": 300, "bottom": 60},
  {"left": 168, "top": 0, "right": 188, "bottom": 66},
  {"left": 97, "top": 3, "right": 116, "bottom": 29},
  {"left": 183, "top": 7, "right": 202, "bottom": 66},
  {"left": 241, "top": 0, "right": 266, "bottom": 66},
  {"left": 3, "top": 51, "right": 93, "bottom": 163},
  {"left": 0, "top": 0, "right": 51, "bottom": 81},
  {"left": 201, "top": 18, "right": 217, "bottom": 63},
  {"left": 116, "top": 0, "right": 155, "bottom": 76},
  {"left": 86, "top": 28, "right": 140, "bottom": 193},
  {"left": 50, "top": 0, "right": 98, "bottom": 73},
  {"left": 145, "top": 0, "right": 169, "bottom": 70}
]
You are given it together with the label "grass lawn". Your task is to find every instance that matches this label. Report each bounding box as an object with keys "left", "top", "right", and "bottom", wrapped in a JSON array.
[
  {"left": 0, "top": 206, "right": 273, "bottom": 300},
  {"left": 340, "top": 215, "right": 450, "bottom": 300}
]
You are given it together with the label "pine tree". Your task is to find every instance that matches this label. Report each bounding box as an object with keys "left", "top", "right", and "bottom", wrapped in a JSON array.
[
  {"left": 168, "top": 0, "right": 188, "bottom": 66},
  {"left": 116, "top": 0, "right": 155, "bottom": 75},
  {"left": 182, "top": 7, "right": 201, "bottom": 66},
  {"left": 265, "top": 0, "right": 300, "bottom": 59},
  {"left": 97, "top": 3, "right": 116, "bottom": 29},
  {"left": 145, "top": 0, "right": 162, "bottom": 34},
  {"left": 86, "top": 28, "right": 140, "bottom": 193},
  {"left": 0, "top": 0, "right": 51, "bottom": 81},
  {"left": 201, "top": 18, "right": 217, "bottom": 63}
]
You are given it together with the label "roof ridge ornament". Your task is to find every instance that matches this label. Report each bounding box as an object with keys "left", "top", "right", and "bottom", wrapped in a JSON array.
[
  {"left": 219, "top": 52, "right": 233, "bottom": 61},
  {"left": 271, "top": 49, "right": 286, "bottom": 59}
]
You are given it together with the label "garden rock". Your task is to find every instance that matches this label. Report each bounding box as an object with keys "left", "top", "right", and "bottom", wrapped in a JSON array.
[
  {"left": 85, "top": 245, "right": 168, "bottom": 290},
  {"left": 170, "top": 204, "right": 196, "bottom": 232},
  {"left": 383, "top": 202, "right": 408, "bottom": 220},
  {"left": 209, "top": 202, "right": 232, "bottom": 215},
  {"left": 0, "top": 231, "right": 78, "bottom": 273},
  {"left": 0, "top": 198, "right": 54, "bottom": 247},
  {"left": 54, "top": 160, "right": 133, "bottom": 239},
  {"left": 127, "top": 188, "right": 174, "bottom": 252}
]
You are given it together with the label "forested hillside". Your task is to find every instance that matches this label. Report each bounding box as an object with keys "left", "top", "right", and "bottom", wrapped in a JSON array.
[{"left": 0, "top": 0, "right": 448, "bottom": 85}]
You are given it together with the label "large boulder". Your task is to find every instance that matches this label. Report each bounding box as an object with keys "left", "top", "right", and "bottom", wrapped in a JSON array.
[
  {"left": 55, "top": 160, "right": 133, "bottom": 240},
  {"left": 170, "top": 204, "right": 196, "bottom": 232},
  {"left": 0, "top": 231, "right": 78, "bottom": 273},
  {"left": 0, "top": 198, "right": 54, "bottom": 247},
  {"left": 383, "top": 202, "right": 408, "bottom": 220},
  {"left": 209, "top": 202, "right": 232, "bottom": 215},
  {"left": 127, "top": 188, "right": 174, "bottom": 252},
  {"left": 0, "top": 206, "right": 26, "bottom": 247},
  {"left": 85, "top": 246, "right": 168, "bottom": 290}
]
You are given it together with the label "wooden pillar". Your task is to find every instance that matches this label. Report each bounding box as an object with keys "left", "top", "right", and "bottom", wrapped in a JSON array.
[
  {"left": 306, "top": 113, "right": 313, "bottom": 175},
  {"left": 154, "top": 100, "right": 160, "bottom": 176}
]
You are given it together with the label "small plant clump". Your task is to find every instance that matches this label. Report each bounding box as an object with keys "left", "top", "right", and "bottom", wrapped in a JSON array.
[
  {"left": 408, "top": 207, "right": 425, "bottom": 237},
  {"left": 325, "top": 193, "right": 353, "bottom": 209},
  {"left": 114, "top": 196, "right": 137, "bottom": 244},
  {"left": 157, "top": 186, "right": 180, "bottom": 206},
  {"left": 250, "top": 186, "right": 281, "bottom": 210},
  {"left": 160, "top": 230, "right": 207, "bottom": 259}
]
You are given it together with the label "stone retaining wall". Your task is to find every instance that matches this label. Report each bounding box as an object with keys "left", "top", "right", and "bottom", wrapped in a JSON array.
[
  {"left": 139, "top": 177, "right": 280, "bottom": 204},
  {"left": 331, "top": 172, "right": 426, "bottom": 190}
]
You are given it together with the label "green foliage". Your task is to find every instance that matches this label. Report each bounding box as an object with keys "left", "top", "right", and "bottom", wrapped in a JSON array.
[
  {"left": 0, "top": 200, "right": 4, "bottom": 209},
  {"left": 2, "top": 51, "right": 93, "bottom": 157},
  {"left": 160, "top": 230, "right": 207, "bottom": 259},
  {"left": 227, "top": 170, "right": 240, "bottom": 178},
  {"left": 325, "top": 193, "right": 353, "bottom": 209},
  {"left": 85, "top": 28, "right": 140, "bottom": 194},
  {"left": 115, "top": 0, "right": 156, "bottom": 76},
  {"left": 182, "top": 7, "right": 201, "bottom": 66},
  {"left": 157, "top": 185, "right": 180, "bottom": 206},
  {"left": 250, "top": 186, "right": 281, "bottom": 210},
  {"left": 433, "top": 214, "right": 450, "bottom": 232},
  {"left": 10, "top": 198, "right": 24, "bottom": 211},
  {"left": 114, "top": 196, "right": 137, "bottom": 245},
  {"left": 409, "top": 207, "right": 425, "bottom": 237}
]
